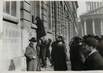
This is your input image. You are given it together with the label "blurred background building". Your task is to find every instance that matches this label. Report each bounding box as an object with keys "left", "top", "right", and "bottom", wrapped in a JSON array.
[
  {"left": 80, "top": 1, "right": 103, "bottom": 36},
  {"left": 0, "top": 0, "right": 78, "bottom": 71},
  {"left": 86, "top": 1, "right": 103, "bottom": 12}
]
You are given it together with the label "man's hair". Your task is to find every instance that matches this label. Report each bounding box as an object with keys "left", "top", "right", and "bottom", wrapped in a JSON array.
[
  {"left": 94, "top": 35, "right": 101, "bottom": 41},
  {"left": 69, "top": 36, "right": 81, "bottom": 47},
  {"left": 83, "top": 35, "right": 97, "bottom": 48}
]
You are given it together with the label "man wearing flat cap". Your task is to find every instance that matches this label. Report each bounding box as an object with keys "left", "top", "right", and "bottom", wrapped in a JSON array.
[{"left": 25, "top": 37, "right": 37, "bottom": 71}]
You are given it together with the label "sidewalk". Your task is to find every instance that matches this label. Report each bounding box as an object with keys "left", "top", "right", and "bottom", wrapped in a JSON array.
[
  {"left": 41, "top": 59, "right": 53, "bottom": 71},
  {"left": 40, "top": 59, "right": 71, "bottom": 71}
]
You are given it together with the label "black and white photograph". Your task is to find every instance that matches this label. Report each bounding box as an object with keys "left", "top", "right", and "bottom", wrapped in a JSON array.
[{"left": 0, "top": 0, "right": 103, "bottom": 71}]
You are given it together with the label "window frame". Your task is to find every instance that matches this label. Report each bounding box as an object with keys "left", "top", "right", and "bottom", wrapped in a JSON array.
[{"left": 3, "top": 1, "right": 19, "bottom": 24}]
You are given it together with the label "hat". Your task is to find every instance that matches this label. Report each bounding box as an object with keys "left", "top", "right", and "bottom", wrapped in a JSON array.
[{"left": 29, "top": 37, "right": 36, "bottom": 42}]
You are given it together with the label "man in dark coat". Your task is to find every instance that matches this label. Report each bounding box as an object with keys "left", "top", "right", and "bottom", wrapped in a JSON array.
[
  {"left": 81, "top": 36, "right": 103, "bottom": 70},
  {"left": 25, "top": 37, "right": 37, "bottom": 71},
  {"left": 51, "top": 36, "right": 67, "bottom": 71},
  {"left": 96, "top": 35, "right": 103, "bottom": 57},
  {"left": 69, "top": 36, "right": 84, "bottom": 70},
  {"left": 84, "top": 50, "right": 103, "bottom": 70}
]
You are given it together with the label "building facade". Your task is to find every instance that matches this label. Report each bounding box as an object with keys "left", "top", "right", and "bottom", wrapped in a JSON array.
[
  {"left": 0, "top": 0, "right": 78, "bottom": 71},
  {"left": 80, "top": 1, "right": 103, "bottom": 36},
  {"left": 86, "top": 1, "right": 103, "bottom": 12}
]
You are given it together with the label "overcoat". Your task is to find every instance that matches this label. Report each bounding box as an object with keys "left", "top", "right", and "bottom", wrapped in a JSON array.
[
  {"left": 51, "top": 41, "right": 67, "bottom": 71},
  {"left": 69, "top": 44, "right": 84, "bottom": 70},
  {"left": 25, "top": 45, "right": 37, "bottom": 71},
  {"left": 83, "top": 51, "right": 103, "bottom": 70}
]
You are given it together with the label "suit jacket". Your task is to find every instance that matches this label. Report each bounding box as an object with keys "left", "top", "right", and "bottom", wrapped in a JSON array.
[{"left": 84, "top": 51, "right": 103, "bottom": 70}]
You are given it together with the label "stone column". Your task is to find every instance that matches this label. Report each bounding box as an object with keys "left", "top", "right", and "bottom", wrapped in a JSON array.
[
  {"left": 84, "top": 20, "right": 87, "bottom": 35},
  {"left": 92, "top": 19, "right": 95, "bottom": 35},
  {"left": 81, "top": 23, "right": 84, "bottom": 36},
  {"left": 101, "top": 19, "right": 103, "bottom": 35}
]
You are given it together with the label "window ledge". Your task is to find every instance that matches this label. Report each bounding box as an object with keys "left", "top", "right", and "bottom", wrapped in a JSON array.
[
  {"left": 3, "top": 13, "right": 19, "bottom": 24},
  {"left": 47, "top": 30, "right": 53, "bottom": 34}
]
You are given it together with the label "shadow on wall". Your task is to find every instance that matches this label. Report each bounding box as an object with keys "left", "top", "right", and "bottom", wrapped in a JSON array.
[
  {"left": 9, "top": 59, "right": 15, "bottom": 71},
  {"left": 8, "top": 56, "right": 26, "bottom": 71}
]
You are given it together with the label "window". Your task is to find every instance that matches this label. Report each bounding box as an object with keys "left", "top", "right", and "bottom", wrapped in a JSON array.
[
  {"left": 3, "top": 1, "right": 18, "bottom": 24},
  {"left": 11, "top": 1, "right": 16, "bottom": 16},
  {"left": 6, "top": 1, "right": 10, "bottom": 14},
  {"left": 3, "top": 1, "right": 17, "bottom": 17}
]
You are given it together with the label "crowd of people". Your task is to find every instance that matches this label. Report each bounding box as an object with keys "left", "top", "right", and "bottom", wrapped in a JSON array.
[
  {"left": 70, "top": 34, "right": 103, "bottom": 70},
  {"left": 23, "top": 16, "right": 103, "bottom": 71},
  {"left": 24, "top": 34, "right": 103, "bottom": 71}
]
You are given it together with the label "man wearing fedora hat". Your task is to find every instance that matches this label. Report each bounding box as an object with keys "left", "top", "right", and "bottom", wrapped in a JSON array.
[{"left": 25, "top": 37, "right": 37, "bottom": 71}]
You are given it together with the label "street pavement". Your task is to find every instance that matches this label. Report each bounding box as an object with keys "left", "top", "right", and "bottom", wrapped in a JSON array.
[
  {"left": 41, "top": 48, "right": 71, "bottom": 71},
  {"left": 41, "top": 59, "right": 53, "bottom": 71},
  {"left": 41, "top": 62, "right": 71, "bottom": 71},
  {"left": 41, "top": 58, "right": 71, "bottom": 71}
]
